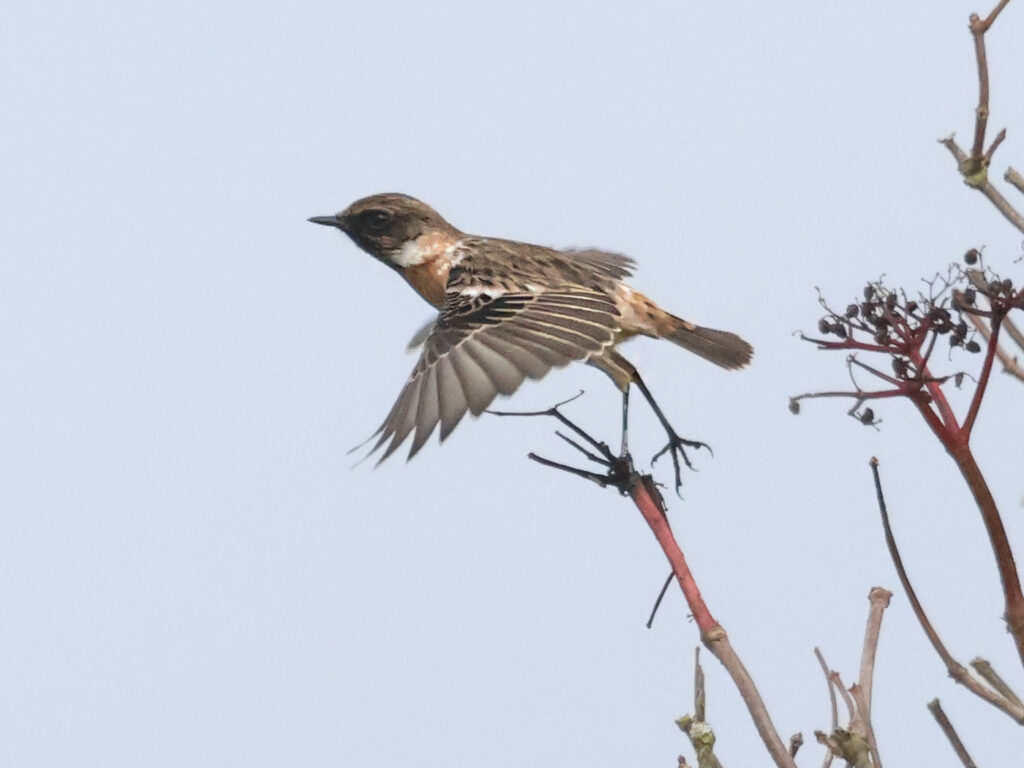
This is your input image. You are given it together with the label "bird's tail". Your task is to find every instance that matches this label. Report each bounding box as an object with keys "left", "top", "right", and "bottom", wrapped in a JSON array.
[{"left": 659, "top": 313, "right": 753, "bottom": 370}]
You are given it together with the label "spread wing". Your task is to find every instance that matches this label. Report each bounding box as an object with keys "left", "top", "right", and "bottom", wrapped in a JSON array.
[{"left": 366, "top": 288, "right": 622, "bottom": 461}]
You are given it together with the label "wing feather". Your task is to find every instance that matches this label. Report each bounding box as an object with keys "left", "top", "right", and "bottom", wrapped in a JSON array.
[
  {"left": 375, "top": 376, "right": 421, "bottom": 461},
  {"left": 473, "top": 333, "right": 550, "bottom": 379},
  {"left": 363, "top": 289, "right": 621, "bottom": 461},
  {"left": 460, "top": 336, "right": 526, "bottom": 395},
  {"left": 408, "top": 365, "right": 440, "bottom": 459},
  {"left": 435, "top": 356, "right": 468, "bottom": 441},
  {"left": 448, "top": 346, "right": 498, "bottom": 416}
]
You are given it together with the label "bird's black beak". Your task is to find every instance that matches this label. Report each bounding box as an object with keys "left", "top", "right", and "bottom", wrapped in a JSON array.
[{"left": 308, "top": 214, "right": 346, "bottom": 229}]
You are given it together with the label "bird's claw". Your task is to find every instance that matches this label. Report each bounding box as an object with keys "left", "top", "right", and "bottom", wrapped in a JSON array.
[{"left": 651, "top": 432, "right": 711, "bottom": 493}]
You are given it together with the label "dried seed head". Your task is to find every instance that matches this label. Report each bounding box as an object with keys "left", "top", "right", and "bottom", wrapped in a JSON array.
[
  {"left": 846, "top": 304, "right": 860, "bottom": 318},
  {"left": 964, "top": 248, "right": 980, "bottom": 265},
  {"left": 965, "top": 340, "right": 981, "bottom": 353}
]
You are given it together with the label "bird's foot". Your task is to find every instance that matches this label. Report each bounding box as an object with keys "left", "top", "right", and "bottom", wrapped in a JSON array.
[{"left": 651, "top": 430, "right": 712, "bottom": 495}]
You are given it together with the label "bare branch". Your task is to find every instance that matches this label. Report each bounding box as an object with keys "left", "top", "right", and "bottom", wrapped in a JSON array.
[
  {"left": 1006, "top": 166, "right": 1024, "bottom": 195},
  {"left": 676, "top": 649, "right": 725, "bottom": 768},
  {"left": 962, "top": 312, "right": 1003, "bottom": 436},
  {"left": 814, "top": 648, "right": 838, "bottom": 768},
  {"left": 940, "top": 2, "right": 1024, "bottom": 233},
  {"left": 788, "top": 733, "right": 803, "bottom": 759},
  {"left": 971, "top": 657, "right": 1024, "bottom": 709},
  {"left": 961, "top": 302, "right": 1024, "bottom": 382},
  {"left": 927, "top": 699, "right": 978, "bottom": 768},
  {"left": 1003, "top": 313, "right": 1024, "bottom": 350},
  {"left": 869, "top": 458, "right": 1024, "bottom": 722},
  {"left": 858, "top": 588, "right": 892, "bottom": 708},
  {"left": 850, "top": 685, "right": 882, "bottom": 768}
]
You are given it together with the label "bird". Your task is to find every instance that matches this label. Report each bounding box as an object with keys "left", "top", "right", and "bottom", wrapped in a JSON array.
[{"left": 309, "top": 193, "right": 752, "bottom": 487}]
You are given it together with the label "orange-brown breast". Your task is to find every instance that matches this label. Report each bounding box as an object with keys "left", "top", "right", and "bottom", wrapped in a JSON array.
[
  {"left": 401, "top": 258, "right": 449, "bottom": 307},
  {"left": 399, "top": 234, "right": 456, "bottom": 307}
]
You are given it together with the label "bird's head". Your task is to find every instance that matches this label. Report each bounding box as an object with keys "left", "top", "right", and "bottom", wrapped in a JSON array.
[{"left": 309, "top": 193, "right": 459, "bottom": 267}]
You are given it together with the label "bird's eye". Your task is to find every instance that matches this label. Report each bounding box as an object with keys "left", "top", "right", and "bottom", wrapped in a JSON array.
[{"left": 363, "top": 209, "right": 393, "bottom": 235}]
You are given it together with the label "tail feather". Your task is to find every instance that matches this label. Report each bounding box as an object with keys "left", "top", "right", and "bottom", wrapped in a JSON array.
[{"left": 662, "top": 315, "right": 753, "bottom": 370}]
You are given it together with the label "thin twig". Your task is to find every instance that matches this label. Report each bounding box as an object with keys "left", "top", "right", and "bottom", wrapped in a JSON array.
[
  {"left": 814, "top": 648, "right": 837, "bottom": 768},
  {"left": 788, "top": 734, "right": 803, "bottom": 759},
  {"left": 677, "top": 648, "right": 724, "bottom": 768},
  {"left": 983, "top": 128, "right": 1007, "bottom": 167},
  {"left": 869, "top": 458, "right": 1024, "bottom": 722},
  {"left": 1006, "top": 167, "right": 1024, "bottom": 195},
  {"left": 857, "top": 588, "right": 892, "bottom": 716},
  {"left": 941, "top": 1, "right": 1024, "bottom": 234},
  {"left": 971, "top": 657, "right": 1024, "bottom": 709},
  {"left": 962, "top": 308, "right": 1024, "bottom": 382},
  {"left": 962, "top": 312, "right": 1002, "bottom": 436},
  {"left": 978, "top": 0, "right": 1012, "bottom": 32},
  {"left": 694, "top": 648, "right": 705, "bottom": 720},
  {"left": 1001, "top": 313, "right": 1024, "bottom": 351},
  {"left": 963, "top": 272, "right": 1024, "bottom": 381},
  {"left": 968, "top": 1, "right": 1011, "bottom": 160},
  {"left": 927, "top": 699, "right": 978, "bottom": 768},
  {"left": 849, "top": 685, "right": 882, "bottom": 768},
  {"left": 834, "top": 676, "right": 856, "bottom": 726},
  {"left": 855, "top": 588, "right": 891, "bottom": 768},
  {"left": 968, "top": 17, "right": 990, "bottom": 161},
  {"left": 646, "top": 572, "right": 675, "bottom": 629}
]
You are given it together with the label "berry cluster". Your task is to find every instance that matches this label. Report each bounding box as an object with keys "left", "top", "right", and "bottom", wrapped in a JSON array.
[{"left": 792, "top": 251, "right": 1021, "bottom": 428}]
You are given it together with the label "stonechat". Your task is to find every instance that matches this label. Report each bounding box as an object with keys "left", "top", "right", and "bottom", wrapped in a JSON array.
[{"left": 310, "top": 193, "right": 752, "bottom": 487}]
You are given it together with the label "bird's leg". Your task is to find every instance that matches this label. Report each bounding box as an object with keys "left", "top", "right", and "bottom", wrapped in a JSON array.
[
  {"left": 589, "top": 350, "right": 709, "bottom": 492},
  {"left": 631, "top": 371, "right": 711, "bottom": 494},
  {"left": 620, "top": 386, "right": 631, "bottom": 458}
]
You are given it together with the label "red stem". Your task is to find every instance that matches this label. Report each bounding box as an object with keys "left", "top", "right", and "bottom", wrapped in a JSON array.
[
  {"left": 628, "top": 475, "right": 797, "bottom": 768},
  {"left": 963, "top": 313, "right": 1002, "bottom": 436},
  {"left": 906, "top": 348, "right": 960, "bottom": 435},
  {"left": 946, "top": 442, "right": 1024, "bottom": 669},
  {"left": 629, "top": 476, "right": 715, "bottom": 632}
]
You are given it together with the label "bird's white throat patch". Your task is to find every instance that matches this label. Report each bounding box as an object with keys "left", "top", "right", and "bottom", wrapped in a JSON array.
[
  {"left": 389, "top": 236, "right": 462, "bottom": 269},
  {"left": 390, "top": 239, "right": 431, "bottom": 267}
]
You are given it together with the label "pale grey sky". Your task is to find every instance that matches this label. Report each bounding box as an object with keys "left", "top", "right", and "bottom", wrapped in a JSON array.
[{"left": 3, "top": 1, "right": 1023, "bottom": 765}]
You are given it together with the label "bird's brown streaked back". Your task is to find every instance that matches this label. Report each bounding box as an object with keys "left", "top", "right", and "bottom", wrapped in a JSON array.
[{"left": 309, "top": 193, "right": 753, "bottom": 462}]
